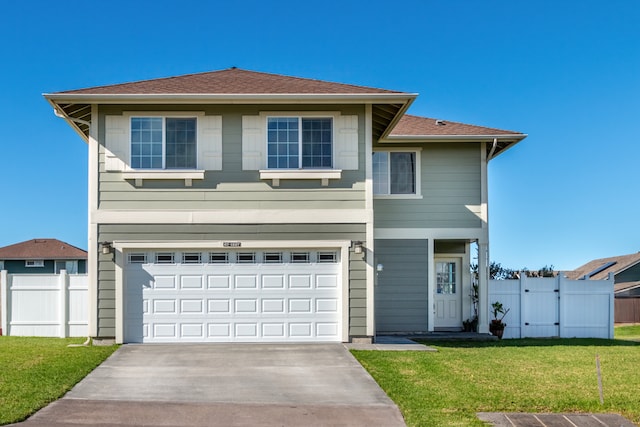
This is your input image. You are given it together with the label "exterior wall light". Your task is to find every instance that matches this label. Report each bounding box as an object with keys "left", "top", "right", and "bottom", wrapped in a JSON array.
[
  {"left": 100, "top": 241, "right": 113, "bottom": 255},
  {"left": 352, "top": 241, "right": 364, "bottom": 254}
]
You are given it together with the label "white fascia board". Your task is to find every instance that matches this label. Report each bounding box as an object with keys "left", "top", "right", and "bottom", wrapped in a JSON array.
[
  {"left": 43, "top": 93, "right": 418, "bottom": 105},
  {"left": 374, "top": 227, "right": 487, "bottom": 241},
  {"left": 381, "top": 134, "right": 528, "bottom": 143}
]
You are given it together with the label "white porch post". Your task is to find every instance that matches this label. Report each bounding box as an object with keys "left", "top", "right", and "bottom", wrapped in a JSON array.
[
  {"left": 427, "top": 238, "right": 435, "bottom": 332},
  {"left": 477, "top": 241, "right": 489, "bottom": 333}
]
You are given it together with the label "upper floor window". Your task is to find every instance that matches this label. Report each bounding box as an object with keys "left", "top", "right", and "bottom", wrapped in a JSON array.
[
  {"left": 373, "top": 151, "right": 418, "bottom": 196},
  {"left": 131, "top": 117, "right": 197, "bottom": 169},
  {"left": 267, "top": 117, "right": 332, "bottom": 169}
]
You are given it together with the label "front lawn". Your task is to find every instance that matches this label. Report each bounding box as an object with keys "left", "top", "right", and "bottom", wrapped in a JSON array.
[
  {"left": 352, "top": 338, "right": 640, "bottom": 427},
  {"left": 0, "top": 337, "right": 118, "bottom": 425}
]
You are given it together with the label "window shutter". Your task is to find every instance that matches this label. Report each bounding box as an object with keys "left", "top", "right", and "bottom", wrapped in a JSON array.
[
  {"left": 105, "top": 115, "right": 128, "bottom": 171},
  {"left": 334, "top": 115, "right": 358, "bottom": 170},
  {"left": 242, "top": 115, "right": 264, "bottom": 170},
  {"left": 199, "top": 115, "right": 222, "bottom": 170}
]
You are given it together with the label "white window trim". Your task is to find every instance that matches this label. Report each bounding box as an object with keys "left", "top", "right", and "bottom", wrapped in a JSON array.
[
  {"left": 259, "top": 112, "right": 342, "bottom": 186},
  {"left": 123, "top": 112, "right": 206, "bottom": 186},
  {"left": 373, "top": 148, "right": 422, "bottom": 199},
  {"left": 25, "top": 260, "right": 45, "bottom": 267}
]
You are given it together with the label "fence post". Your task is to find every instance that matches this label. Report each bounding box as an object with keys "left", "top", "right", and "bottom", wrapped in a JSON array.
[
  {"left": 608, "top": 272, "right": 615, "bottom": 339},
  {"left": 59, "top": 270, "right": 68, "bottom": 338},
  {"left": 519, "top": 272, "right": 526, "bottom": 339},
  {"left": 558, "top": 272, "right": 565, "bottom": 338},
  {"left": 1, "top": 270, "right": 8, "bottom": 336}
]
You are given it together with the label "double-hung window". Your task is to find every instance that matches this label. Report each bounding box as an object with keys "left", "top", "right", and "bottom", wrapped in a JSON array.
[
  {"left": 373, "top": 151, "right": 419, "bottom": 196},
  {"left": 267, "top": 117, "right": 333, "bottom": 169},
  {"left": 131, "top": 117, "right": 197, "bottom": 169}
]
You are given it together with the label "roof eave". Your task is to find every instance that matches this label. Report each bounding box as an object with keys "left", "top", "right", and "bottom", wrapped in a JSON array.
[
  {"left": 381, "top": 133, "right": 528, "bottom": 143},
  {"left": 45, "top": 97, "right": 90, "bottom": 143},
  {"left": 43, "top": 92, "right": 418, "bottom": 105}
]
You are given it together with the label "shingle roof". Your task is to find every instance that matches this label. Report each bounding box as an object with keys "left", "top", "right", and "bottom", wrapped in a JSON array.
[
  {"left": 566, "top": 252, "right": 640, "bottom": 280},
  {"left": 390, "top": 114, "right": 522, "bottom": 137},
  {"left": 0, "top": 239, "right": 87, "bottom": 260},
  {"left": 54, "top": 68, "right": 408, "bottom": 96}
]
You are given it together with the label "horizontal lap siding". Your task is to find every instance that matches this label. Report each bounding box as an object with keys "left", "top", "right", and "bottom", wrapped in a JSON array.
[
  {"left": 96, "top": 224, "right": 367, "bottom": 338},
  {"left": 97, "top": 105, "right": 365, "bottom": 211},
  {"left": 374, "top": 143, "right": 482, "bottom": 228},
  {"left": 375, "top": 239, "right": 429, "bottom": 332}
]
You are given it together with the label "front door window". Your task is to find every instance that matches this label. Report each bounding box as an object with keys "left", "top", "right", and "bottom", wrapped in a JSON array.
[{"left": 436, "top": 262, "right": 456, "bottom": 294}]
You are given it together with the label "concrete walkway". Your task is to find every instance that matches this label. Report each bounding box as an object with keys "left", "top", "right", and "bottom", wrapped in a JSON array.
[{"left": 11, "top": 344, "right": 406, "bottom": 427}]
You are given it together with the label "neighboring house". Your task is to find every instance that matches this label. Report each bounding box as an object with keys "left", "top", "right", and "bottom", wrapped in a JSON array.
[
  {"left": 567, "top": 252, "right": 640, "bottom": 322},
  {"left": 44, "top": 68, "right": 526, "bottom": 344},
  {"left": 0, "top": 238, "right": 87, "bottom": 274}
]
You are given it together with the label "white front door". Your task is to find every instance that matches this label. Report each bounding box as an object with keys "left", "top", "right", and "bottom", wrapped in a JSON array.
[{"left": 434, "top": 258, "right": 462, "bottom": 330}]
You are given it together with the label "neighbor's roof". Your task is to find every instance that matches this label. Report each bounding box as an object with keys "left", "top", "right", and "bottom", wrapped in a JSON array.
[
  {"left": 0, "top": 239, "right": 87, "bottom": 260},
  {"left": 52, "top": 67, "right": 409, "bottom": 96},
  {"left": 44, "top": 68, "right": 417, "bottom": 142},
  {"left": 566, "top": 252, "right": 640, "bottom": 281}
]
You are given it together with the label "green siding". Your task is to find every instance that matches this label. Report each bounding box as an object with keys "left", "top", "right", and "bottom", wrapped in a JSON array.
[
  {"left": 374, "top": 143, "right": 482, "bottom": 229},
  {"left": 97, "top": 105, "right": 366, "bottom": 211},
  {"left": 375, "top": 239, "right": 429, "bottom": 333},
  {"left": 96, "top": 223, "right": 367, "bottom": 338}
]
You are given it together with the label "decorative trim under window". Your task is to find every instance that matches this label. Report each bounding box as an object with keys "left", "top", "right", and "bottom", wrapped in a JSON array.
[{"left": 259, "top": 169, "right": 342, "bottom": 187}]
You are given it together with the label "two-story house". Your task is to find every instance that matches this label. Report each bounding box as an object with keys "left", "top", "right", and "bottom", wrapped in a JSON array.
[{"left": 45, "top": 68, "right": 525, "bottom": 344}]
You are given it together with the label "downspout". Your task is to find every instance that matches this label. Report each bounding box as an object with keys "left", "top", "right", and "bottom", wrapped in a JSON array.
[
  {"left": 53, "top": 107, "right": 91, "bottom": 127},
  {"left": 487, "top": 138, "right": 498, "bottom": 161}
]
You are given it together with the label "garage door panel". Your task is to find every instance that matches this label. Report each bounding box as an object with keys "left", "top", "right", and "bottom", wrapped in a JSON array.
[
  {"left": 235, "top": 299, "right": 258, "bottom": 313},
  {"left": 208, "top": 299, "right": 230, "bottom": 313},
  {"left": 262, "top": 299, "right": 285, "bottom": 313},
  {"left": 262, "top": 275, "right": 285, "bottom": 289},
  {"left": 180, "top": 299, "right": 204, "bottom": 314},
  {"left": 181, "top": 276, "right": 203, "bottom": 289},
  {"left": 154, "top": 276, "right": 176, "bottom": 289},
  {"left": 208, "top": 275, "right": 230, "bottom": 289},
  {"left": 235, "top": 275, "right": 257, "bottom": 289},
  {"left": 124, "top": 249, "right": 341, "bottom": 343},
  {"left": 289, "top": 275, "right": 312, "bottom": 289}
]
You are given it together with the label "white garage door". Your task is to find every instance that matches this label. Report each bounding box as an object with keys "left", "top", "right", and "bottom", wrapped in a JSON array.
[{"left": 123, "top": 249, "right": 342, "bottom": 343}]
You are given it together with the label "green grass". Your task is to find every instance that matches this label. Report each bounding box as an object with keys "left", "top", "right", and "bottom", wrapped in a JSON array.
[
  {"left": 352, "top": 338, "right": 640, "bottom": 427},
  {"left": 615, "top": 324, "right": 640, "bottom": 341},
  {"left": 0, "top": 337, "right": 118, "bottom": 425}
]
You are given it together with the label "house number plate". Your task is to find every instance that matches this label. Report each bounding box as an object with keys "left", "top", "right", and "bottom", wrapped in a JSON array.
[{"left": 223, "top": 242, "right": 242, "bottom": 247}]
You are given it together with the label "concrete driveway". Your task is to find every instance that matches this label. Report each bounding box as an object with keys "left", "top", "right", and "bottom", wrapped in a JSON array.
[{"left": 13, "top": 344, "right": 405, "bottom": 427}]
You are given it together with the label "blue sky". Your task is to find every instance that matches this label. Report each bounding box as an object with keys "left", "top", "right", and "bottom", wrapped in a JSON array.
[{"left": 0, "top": 0, "right": 638, "bottom": 271}]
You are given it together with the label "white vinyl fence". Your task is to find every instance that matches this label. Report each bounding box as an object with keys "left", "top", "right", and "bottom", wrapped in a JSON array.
[
  {"left": 1, "top": 270, "right": 88, "bottom": 337},
  {"left": 489, "top": 273, "right": 614, "bottom": 339}
]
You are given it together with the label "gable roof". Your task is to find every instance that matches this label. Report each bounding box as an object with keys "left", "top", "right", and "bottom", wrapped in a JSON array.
[
  {"left": 566, "top": 252, "right": 640, "bottom": 281},
  {"left": 54, "top": 68, "right": 408, "bottom": 96},
  {"left": 44, "top": 68, "right": 416, "bottom": 142},
  {"left": 0, "top": 239, "right": 87, "bottom": 260},
  {"left": 386, "top": 114, "right": 526, "bottom": 158}
]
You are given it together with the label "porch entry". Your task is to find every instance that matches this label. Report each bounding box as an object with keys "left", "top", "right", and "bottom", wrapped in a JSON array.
[{"left": 434, "top": 258, "right": 462, "bottom": 330}]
